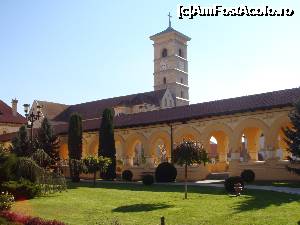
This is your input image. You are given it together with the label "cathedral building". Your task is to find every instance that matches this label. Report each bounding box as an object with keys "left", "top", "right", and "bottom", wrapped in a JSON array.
[{"left": 1, "top": 22, "right": 300, "bottom": 181}]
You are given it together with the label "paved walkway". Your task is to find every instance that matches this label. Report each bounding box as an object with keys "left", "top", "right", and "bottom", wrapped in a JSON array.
[{"left": 83, "top": 179, "right": 300, "bottom": 195}]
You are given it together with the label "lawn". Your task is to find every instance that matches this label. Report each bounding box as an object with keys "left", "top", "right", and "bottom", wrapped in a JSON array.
[{"left": 10, "top": 182, "right": 300, "bottom": 225}]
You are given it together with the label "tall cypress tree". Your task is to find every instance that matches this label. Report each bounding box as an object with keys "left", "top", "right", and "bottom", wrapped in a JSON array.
[
  {"left": 37, "top": 118, "right": 60, "bottom": 170},
  {"left": 283, "top": 99, "right": 300, "bottom": 175},
  {"left": 68, "top": 113, "right": 83, "bottom": 182},
  {"left": 98, "top": 108, "right": 116, "bottom": 180}
]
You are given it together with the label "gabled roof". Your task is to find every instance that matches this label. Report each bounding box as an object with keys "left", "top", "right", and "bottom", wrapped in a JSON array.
[
  {"left": 150, "top": 26, "right": 191, "bottom": 41},
  {"left": 51, "top": 87, "right": 300, "bottom": 135},
  {"left": 0, "top": 100, "right": 26, "bottom": 124},
  {"left": 54, "top": 89, "right": 167, "bottom": 122},
  {"left": 36, "top": 100, "right": 69, "bottom": 120}
]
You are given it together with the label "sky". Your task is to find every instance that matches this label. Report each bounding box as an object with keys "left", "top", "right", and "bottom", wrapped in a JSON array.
[{"left": 0, "top": 0, "right": 299, "bottom": 115}]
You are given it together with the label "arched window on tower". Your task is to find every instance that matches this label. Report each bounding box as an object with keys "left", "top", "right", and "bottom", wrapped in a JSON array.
[
  {"left": 181, "top": 91, "right": 184, "bottom": 98},
  {"left": 179, "top": 49, "right": 183, "bottom": 57},
  {"left": 162, "top": 48, "right": 168, "bottom": 57},
  {"left": 180, "top": 78, "right": 183, "bottom": 84},
  {"left": 163, "top": 77, "right": 166, "bottom": 84}
]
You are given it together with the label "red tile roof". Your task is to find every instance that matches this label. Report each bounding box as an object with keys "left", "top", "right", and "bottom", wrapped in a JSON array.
[
  {"left": 36, "top": 101, "right": 69, "bottom": 120},
  {"left": 54, "top": 89, "right": 166, "bottom": 122},
  {"left": 0, "top": 100, "right": 26, "bottom": 124},
  {"left": 1, "top": 87, "right": 299, "bottom": 142},
  {"left": 52, "top": 87, "right": 300, "bottom": 135}
]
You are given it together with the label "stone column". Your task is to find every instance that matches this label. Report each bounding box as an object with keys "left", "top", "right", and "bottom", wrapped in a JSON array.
[{"left": 244, "top": 128, "right": 260, "bottom": 161}]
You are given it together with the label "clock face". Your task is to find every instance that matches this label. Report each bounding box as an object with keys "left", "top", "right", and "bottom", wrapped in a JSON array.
[
  {"left": 160, "top": 60, "right": 167, "bottom": 71},
  {"left": 178, "top": 61, "right": 184, "bottom": 71}
]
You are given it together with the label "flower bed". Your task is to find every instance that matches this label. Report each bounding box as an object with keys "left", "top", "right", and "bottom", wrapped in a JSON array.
[{"left": 0, "top": 211, "right": 66, "bottom": 225}]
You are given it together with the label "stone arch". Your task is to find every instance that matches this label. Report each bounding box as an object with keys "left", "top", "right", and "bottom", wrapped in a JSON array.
[
  {"left": 269, "top": 115, "right": 292, "bottom": 159},
  {"left": 114, "top": 134, "right": 125, "bottom": 159},
  {"left": 269, "top": 115, "right": 291, "bottom": 149},
  {"left": 201, "top": 122, "right": 233, "bottom": 162},
  {"left": 231, "top": 118, "right": 269, "bottom": 151},
  {"left": 231, "top": 118, "right": 270, "bottom": 161},
  {"left": 174, "top": 125, "right": 201, "bottom": 145},
  {"left": 148, "top": 130, "right": 171, "bottom": 163},
  {"left": 125, "top": 132, "right": 148, "bottom": 157}
]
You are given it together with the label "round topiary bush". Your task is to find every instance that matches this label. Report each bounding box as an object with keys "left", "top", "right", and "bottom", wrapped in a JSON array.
[
  {"left": 142, "top": 174, "right": 154, "bottom": 186},
  {"left": 241, "top": 169, "right": 255, "bottom": 183},
  {"left": 122, "top": 170, "right": 133, "bottom": 181},
  {"left": 155, "top": 162, "right": 177, "bottom": 182},
  {"left": 224, "top": 176, "right": 244, "bottom": 194}
]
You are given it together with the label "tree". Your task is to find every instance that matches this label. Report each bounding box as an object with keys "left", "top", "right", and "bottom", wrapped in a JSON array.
[
  {"left": 68, "top": 113, "right": 83, "bottom": 182},
  {"left": 36, "top": 118, "right": 60, "bottom": 171},
  {"left": 98, "top": 108, "right": 116, "bottom": 180},
  {"left": 173, "top": 140, "right": 210, "bottom": 199},
  {"left": 82, "top": 156, "right": 111, "bottom": 185},
  {"left": 283, "top": 99, "right": 300, "bottom": 175},
  {"left": 11, "top": 125, "right": 31, "bottom": 157}
]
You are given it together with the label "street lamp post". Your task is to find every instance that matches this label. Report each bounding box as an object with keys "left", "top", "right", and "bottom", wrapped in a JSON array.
[{"left": 23, "top": 103, "right": 42, "bottom": 144}]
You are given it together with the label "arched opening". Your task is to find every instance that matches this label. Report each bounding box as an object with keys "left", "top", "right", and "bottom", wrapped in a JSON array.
[
  {"left": 163, "top": 77, "right": 167, "bottom": 84},
  {"left": 153, "top": 138, "right": 169, "bottom": 166},
  {"left": 180, "top": 91, "right": 184, "bottom": 98},
  {"left": 162, "top": 48, "right": 168, "bottom": 57},
  {"left": 206, "top": 131, "right": 229, "bottom": 163},
  {"left": 174, "top": 126, "right": 201, "bottom": 145},
  {"left": 132, "top": 140, "right": 145, "bottom": 166},
  {"left": 209, "top": 136, "right": 218, "bottom": 164},
  {"left": 180, "top": 78, "right": 184, "bottom": 84},
  {"left": 238, "top": 127, "right": 263, "bottom": 162},
  {"left": 179, "top": 48, "right": 183, "bottom": 57},
  {"left": 115, "top": 141, "right": 123, "bottom": 161}
]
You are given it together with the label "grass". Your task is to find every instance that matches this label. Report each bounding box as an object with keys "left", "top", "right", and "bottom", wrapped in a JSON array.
[{"left": 10, "top": 182, "right": 300, "bottom": 225}]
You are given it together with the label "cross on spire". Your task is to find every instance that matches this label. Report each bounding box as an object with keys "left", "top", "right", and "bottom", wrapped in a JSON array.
[{"left": 168, "top": 12, "right": 172, "bottom": 27}]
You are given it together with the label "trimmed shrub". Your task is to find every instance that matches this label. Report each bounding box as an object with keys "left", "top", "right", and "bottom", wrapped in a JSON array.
[
  {"left": 155, "top": 162, "right": 177, "bottom": 182},
  {"left": 142, "top": 174, "right": 154, "bottom": 186},
  {"left": 224, "top": 176, "right": 244, "bottom": 194},
  {"left": 122, "top": 170, "right": 133, "bottom": 181},
  {"left": 0, "top": 179, "right": 41, "bottom": 200},
  {"left": 0, "top": 192, "right": 14, "bottom": 211},
  {"left": 241, "top": 169, "right": 255, "bottom": 183}
]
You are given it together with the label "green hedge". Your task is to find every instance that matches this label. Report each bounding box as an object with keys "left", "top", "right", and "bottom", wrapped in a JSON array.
[{"left": 0, "top": 180, "right": 41, "bottom": 200}]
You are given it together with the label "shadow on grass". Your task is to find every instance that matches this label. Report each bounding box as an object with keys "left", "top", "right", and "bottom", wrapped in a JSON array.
[
  {"left": 234, "top": 189, "right": 300, "bottom": 212},
  {"left": 67, "top": 181, "right": 300, "bottom": 212},
  {"left": 67, "top": 181, "right": 225, "bottom": 195},
  {"left": 112, "top": 203, "right": 173, "bottom": 213}
]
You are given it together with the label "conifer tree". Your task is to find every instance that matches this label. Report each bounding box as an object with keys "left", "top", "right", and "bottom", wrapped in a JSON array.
[
  {"left": 37, "top": 118, "right": 60, "bottom": 170},
  {"left": 11, "top": 125, "right": 31, "bottom": 157},
  {"left": 284, "top": 99, "right": 300, "bottom": 175},
  {"left": 68, "top": 113, "right": 83, "bottom": 182},
  {"left": 98, "top": 108, "right": 116, "bottom": 180}
]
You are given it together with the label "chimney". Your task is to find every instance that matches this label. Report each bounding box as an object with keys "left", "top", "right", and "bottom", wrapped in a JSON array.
[{"left": 11, "top": 98, "right": 18, "bottom": 116}]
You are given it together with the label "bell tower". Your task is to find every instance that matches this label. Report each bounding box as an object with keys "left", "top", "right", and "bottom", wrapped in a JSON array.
[{"left": 150, "top": 14, "right": 191, "bottom": 106}]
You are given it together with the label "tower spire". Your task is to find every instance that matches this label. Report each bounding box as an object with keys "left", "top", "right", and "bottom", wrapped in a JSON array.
[{"left": 168, "top": 12, "right": 172, "bottom": 27}]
